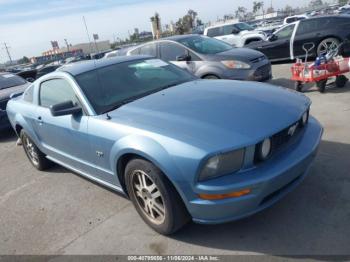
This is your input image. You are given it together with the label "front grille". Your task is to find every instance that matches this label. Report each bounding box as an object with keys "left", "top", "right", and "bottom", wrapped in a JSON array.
[
  {"left": 255, "top": 111, "right": 309, "bottom": 163},
  {"left": 0, "top": 99, "right": 9, "bottom": 111},
  {"left": 270, "top": 122, "right": 303, "bottom": 151},
  {"left": 250, "top": 55, "right": 266, "bottom": 63},
  {"left": 254, "top": 63, "right": 271, "bottom": 77}
]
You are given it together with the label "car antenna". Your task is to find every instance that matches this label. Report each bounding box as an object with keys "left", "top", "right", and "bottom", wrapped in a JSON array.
[{"left": 106, "top": 113, "right": 111, "bottom": 120}]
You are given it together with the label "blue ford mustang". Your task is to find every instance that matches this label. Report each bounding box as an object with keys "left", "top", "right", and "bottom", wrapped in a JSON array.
[{"left": 6, "top": 56, "right": 323, "bottom": 234}]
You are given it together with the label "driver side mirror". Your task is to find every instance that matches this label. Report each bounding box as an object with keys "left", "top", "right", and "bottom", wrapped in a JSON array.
[
  {"left": 50, "top": 100, "right": 82, "bottom": 117},
  {"left": 176, "top": 54, "right": 191, "bottom": 62}
]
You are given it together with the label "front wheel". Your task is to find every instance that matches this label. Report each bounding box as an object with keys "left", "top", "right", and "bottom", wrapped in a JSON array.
[{"left": 125, "top": 158, "right": 190, "bottom": 235}]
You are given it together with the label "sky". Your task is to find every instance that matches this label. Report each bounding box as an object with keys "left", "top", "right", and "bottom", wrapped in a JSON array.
[{"left": 0, "top": 0, "right": 308, "bottom": 62}]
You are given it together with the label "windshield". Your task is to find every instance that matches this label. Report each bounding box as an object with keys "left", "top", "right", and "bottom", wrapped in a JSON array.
[
  {"left": 0, "top": 73, "right": 26, "bottom": 90},
  {"left": 75, "top": 58, "right": 196, "bottom": 114},
  {"left": 178, "top": 36, "right": 232, "bottom": 54},
  {"left": 235, "top": 22, "right": 254, "bottom": 31}
]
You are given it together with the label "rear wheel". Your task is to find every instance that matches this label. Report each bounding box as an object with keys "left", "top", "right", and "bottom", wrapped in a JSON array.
[
  {"left": 20, "top": 130, "right": 52, "bottom": 170},
  {"left": 335, "top": 75, "right": 348, "bottom": 88},
  {"left": 317, "top": 38, "right": 340, "bottom": 57},
  {"left": 125, "top": 158, "right": 190, "bottom": 235}
]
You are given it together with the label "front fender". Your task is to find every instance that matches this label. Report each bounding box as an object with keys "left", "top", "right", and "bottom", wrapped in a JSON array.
[
  {"left": 196, "top": 65, "right": 224, "bottom": 79},
  {"left": 109, "top": 134, "right": 205, "bottom": 205}
]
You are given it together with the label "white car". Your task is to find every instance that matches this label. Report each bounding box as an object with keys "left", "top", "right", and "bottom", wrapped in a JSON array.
[{"left": 203, "top": 22, "right": 267, "bottom": 47}]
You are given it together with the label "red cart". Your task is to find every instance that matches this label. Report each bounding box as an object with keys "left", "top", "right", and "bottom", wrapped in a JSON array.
[{"left": 291, "top": 43, "right": 349, "bottom": 93}]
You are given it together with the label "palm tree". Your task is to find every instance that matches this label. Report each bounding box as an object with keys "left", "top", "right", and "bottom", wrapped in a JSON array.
[
  {"left": 235, "top": 6, "right": 247, "bottom": 19},
  {"left": 150, "top": 12, "right": 161, "bottom": 39},
  {"left": 253, "top": 1, "right": 264, "bottom": 14}
]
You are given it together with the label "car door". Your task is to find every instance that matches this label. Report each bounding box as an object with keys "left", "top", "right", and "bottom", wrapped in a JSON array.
[
  {"left": 33, "top": 78, "right": 93, "bottom": 174},
  {"left": 159, "top": 42, "right": 199, "bottom": 74},
  {"left": 256, "top": 23, "right": 296, "bottom": 60},
  {"left": 220, "top": 24, "right": 240, "bottom": 46}
]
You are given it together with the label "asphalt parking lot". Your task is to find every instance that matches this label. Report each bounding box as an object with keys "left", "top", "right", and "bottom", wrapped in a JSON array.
[{"left": 1, "top": 63, "right": 350, "bottom": 256}]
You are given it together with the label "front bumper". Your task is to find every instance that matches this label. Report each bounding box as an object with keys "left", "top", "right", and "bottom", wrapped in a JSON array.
[
  {"left": 223, "top": 62, "right": 272, "bottom": 82},
  {"left": 0, "top": 110, "right": 11, "bottom": 131},
  {"left": 187, "top": 116, "right": 323, "bottom": 224}
]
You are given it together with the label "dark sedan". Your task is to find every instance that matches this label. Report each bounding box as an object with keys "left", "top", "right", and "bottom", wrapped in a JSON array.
[
  {"left": 127, "top": 35, "right": 272, "bottom": 81},
  {"left": 246, "top": 15, "right": 350, "bottom": 61},
  {"left": 0, "top": 73, "right": 29, "bottom": 131}
]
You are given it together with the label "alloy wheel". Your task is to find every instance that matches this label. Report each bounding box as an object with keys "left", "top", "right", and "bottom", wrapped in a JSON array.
[
  {"left": 131, "top": 170, "right": 166, "bottom": 225},
  {"left": 23, "top": 136, "right": 39, "bottom": 166},
  {"left": 318, "top": 39, "right": 339, "bottom": 56}
]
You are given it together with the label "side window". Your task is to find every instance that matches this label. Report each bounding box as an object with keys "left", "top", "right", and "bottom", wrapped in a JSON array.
[
  {"left": 275, "top": 24, "right": 295, "bottom": 39},
  {"left": 207, "top": 27, "right": 223, "bottom": 37},
  {"left": 39, "top": 79, "right": 79, "bottom": 108},
  {"left": 223, "top": 24, "right": 235, "bottom": 35},
  {"left": 139, "top": 43, "right": 157, "bottom": 57},
  {"left": 297, "top": 20, "right": 317, "bottom": 35},
  {"left": 23, "top": 85, "right": 34, "bottom": 103},
  {"left": 160, "top": 42, "right": 187, "bottom": 61}
]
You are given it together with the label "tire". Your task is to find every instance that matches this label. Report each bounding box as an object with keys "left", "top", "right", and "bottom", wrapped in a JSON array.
[
  {"left": 295, "top": 81, "right": 303, "bottom": 92},
  {"left": 335, "top": 75, "right": 348, "bottom": 88},
  {"left": 125, "top": 158, "right": 190, "bottom": 235},
  {"left": 317, "top": 38, "right": 340, "bottom": 57},
  {"left": 316, "top": 79, "right": 327, "bottom": 93},
  {"left": 20, "top": 130, "right": 52, "bottom": 170},
  {"left": 203, "top": 74, "right": 219, "bottom": 80}
]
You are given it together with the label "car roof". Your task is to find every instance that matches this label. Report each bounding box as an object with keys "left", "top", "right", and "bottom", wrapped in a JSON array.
[
  {"left": 161, "top": 34, "right": 198, "bottom": 41},
  {"left": 57, "top": 55, "right": 151, "bottom": 76},
  {"left": 205, "top": 21, "right": 242, "bottom": 29}
]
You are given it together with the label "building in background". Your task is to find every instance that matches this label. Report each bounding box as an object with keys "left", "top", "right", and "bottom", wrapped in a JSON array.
[{"left": 30, "top": 40, "right": 111, "bottom": 64}]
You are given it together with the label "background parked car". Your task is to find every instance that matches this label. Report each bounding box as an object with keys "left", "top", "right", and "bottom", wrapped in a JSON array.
[
  {"left": 203, "top": 22, "right": 267, "bottom": 47},
  {"left": 0, "top": 73, "right": 29, "bottom": 131},
  {"left": 127, "top": 35, "right": 272, "bottom": 81},
  {"left": 246, "top": 15, "right": 350, "bottom": 61}
]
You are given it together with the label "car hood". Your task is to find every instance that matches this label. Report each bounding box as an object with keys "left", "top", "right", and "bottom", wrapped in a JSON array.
[
  {"left": 208, "top": 48, "right": 266, "bottom": 62},
  {"left": 108, "top": 80, "right": 310, "bottom": 151},
  {"left": 0, "top": 83, "right": 29, "bottom": 101}
]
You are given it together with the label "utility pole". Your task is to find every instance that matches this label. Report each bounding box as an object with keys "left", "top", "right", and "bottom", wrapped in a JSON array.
[
  {"left": 82, "top": 16, "right": 94, "bottom": 56},
  {"left": 64, "top": 39, "right": 70, "bottom": 52},
  {"left": 3, "top": 43, "right": 12, "bottom": 64}
]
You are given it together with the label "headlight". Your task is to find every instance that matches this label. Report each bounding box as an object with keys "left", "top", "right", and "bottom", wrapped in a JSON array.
[
  {"left": 221, "top": 60, "right": 251, "bottom": 69},
  {"left": 256, "top": 138, "right": 272, "bottom": 161},
  {"left": 198, "top": 149, "right": 245, "bottom": 181}
]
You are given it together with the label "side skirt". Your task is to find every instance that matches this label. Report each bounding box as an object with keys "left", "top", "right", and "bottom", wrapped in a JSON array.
[{"left": 46, "top": 155, "right": 125, "bottom": 194}]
